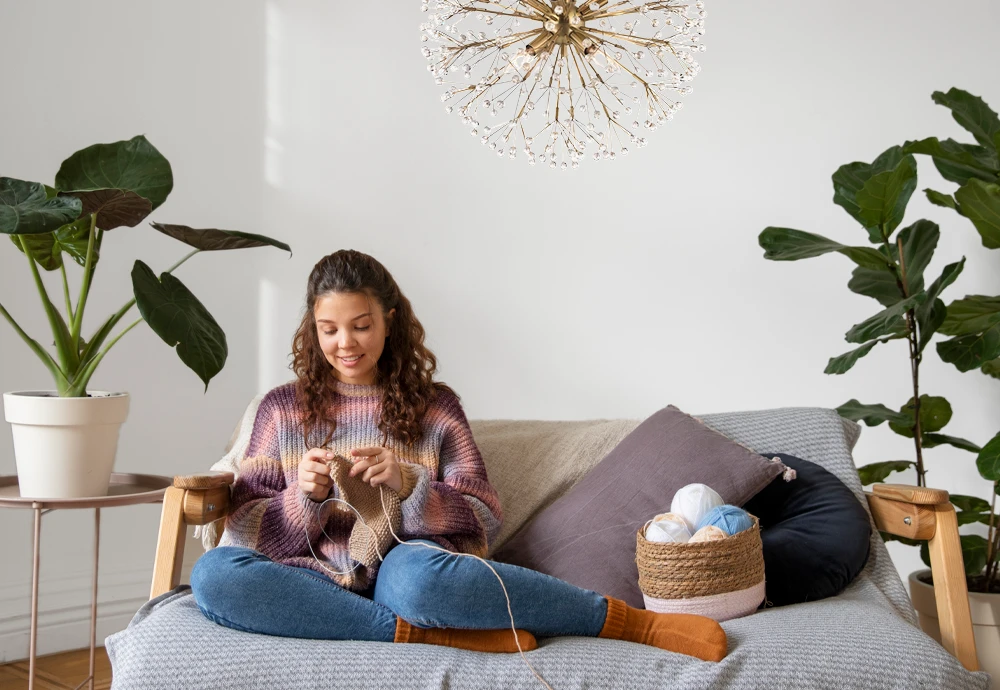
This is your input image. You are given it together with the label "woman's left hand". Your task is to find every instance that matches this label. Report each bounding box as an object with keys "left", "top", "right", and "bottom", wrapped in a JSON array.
[{"left": 349, "top": 446, "right": 403, "bottom": 493}]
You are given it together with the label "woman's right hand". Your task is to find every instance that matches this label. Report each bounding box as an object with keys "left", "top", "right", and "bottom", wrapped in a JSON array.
[{"left": 299, "top": 449, "right": 335, "bottom": 501}]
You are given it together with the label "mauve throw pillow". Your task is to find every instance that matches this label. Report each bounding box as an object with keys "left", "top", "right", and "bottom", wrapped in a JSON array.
[{"left": 493, "top": 405, "right": 788, "bottom": 608}]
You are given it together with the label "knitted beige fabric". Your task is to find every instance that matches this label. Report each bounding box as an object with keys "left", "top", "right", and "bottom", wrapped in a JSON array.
[{"left": 326, "top": 456, "right": 402, "bottom": 569}]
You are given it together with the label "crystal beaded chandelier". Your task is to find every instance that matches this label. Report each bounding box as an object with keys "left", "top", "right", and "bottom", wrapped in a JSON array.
[{"left": 419, "top": 1, "right": 707, "bottom": 168}]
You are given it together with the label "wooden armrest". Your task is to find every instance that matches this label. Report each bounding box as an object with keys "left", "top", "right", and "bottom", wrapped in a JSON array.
[
  {"left": 864, "top": 487, "right": 978, "bottom": 672},
  {"left": 150, "top": 472, "right": 234, "bottom": 599},
  {"left": 872, "top": 483, "right": 950, "bottom": 505}
]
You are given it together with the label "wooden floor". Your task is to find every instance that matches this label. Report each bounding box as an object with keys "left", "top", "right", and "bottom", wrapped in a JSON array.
[{"left": 0, "top": 648, "right": 110, "bottom": 690}]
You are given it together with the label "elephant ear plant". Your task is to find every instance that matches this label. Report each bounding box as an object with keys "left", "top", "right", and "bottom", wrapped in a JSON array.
[
  {"left": 0, "top": 135, "right": 290, "bottom": 397},
  {"left": 757, "top": 88, "right": 1000, "bottom": 595}
]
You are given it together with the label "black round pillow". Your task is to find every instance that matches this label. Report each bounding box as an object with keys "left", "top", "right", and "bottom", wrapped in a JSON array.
[{"left": 742, "top": 452, "right": 871, "bottom": 607}]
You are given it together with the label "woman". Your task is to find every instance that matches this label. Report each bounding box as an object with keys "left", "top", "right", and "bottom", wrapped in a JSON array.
[{"left": 191, "top": 249, "right": 726, "bottom": 660}]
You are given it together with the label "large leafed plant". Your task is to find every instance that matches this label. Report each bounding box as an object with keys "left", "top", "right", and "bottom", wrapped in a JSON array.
[
  {"left": 757, "top": 88, "right": 999, "bottom": 594},
  {"left": 0, "top": 135, "right": 290, "bottom": 397}
]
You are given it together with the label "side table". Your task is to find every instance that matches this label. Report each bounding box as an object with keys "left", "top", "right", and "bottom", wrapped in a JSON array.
[{"left": 0, "top": 473, "right": 171, "bottom": 690}]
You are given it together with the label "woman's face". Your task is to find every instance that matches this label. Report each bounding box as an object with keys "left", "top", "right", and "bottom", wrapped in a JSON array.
[{"left": 314, "top": 292, "right": 395, "bottom": 386}]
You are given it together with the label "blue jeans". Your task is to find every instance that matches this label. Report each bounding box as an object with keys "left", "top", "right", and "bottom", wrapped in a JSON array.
[{"left": 191, "top": 542, "right": 609, "bottom": 642}]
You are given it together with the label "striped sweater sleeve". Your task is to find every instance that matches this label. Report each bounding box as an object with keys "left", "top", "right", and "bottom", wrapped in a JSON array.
[
  {"left": 396, "top": 393, "right": 503, "bottom": 557},
  {"left": 224, "top": 390, "right": 327, "bottom": 558}
]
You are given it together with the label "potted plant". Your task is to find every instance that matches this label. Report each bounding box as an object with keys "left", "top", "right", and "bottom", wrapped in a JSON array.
[
  {"left": 1, "top": 135, "right": 290, "bottom": 498},
  {"left": 757, "top": 87, "right": 999, "bottom": 676}
]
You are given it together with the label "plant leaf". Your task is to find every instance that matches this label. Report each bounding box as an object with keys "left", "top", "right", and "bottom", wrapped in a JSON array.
[
  {"left": 836, "top": 399, "right": 911, "bottom": 426},
  {"left": 976, "top": 432, "right": 1000, "bottom": 482},
  {"left": 940, "top": 295, "right": 1000, "bottom": 336},
  {"left": 7, "top": 215, "right": 99, "bottom": 272},
  {"left": 922, "top": 433, "right": 982, "bottom": 453},
  {"left": 897, "top": 219, "right": 939, "bottom": 295},
  {"left": 915, "top": 259, "right": 965, "bottom": 352},
  {"left": 55, "top": 135, "right": 173, "bottom": 210},
  {"left": 960, "top": 535, "right": 989, "bottom": 576},
  {"left": 931, "top": 88, "right": 1000, "bottom": 150},
  {"left": 936, "top": 323, "right": 1000, "bottom": 372},
  {"left": 150, "top": 223, "right": 292, "bottom": 254},
  {"left": 856, "top": 156, "right": 918, "bottom": 238},
  {"left": 954, "top": 179, "right": 1000, "bottom": 249},
  {"left": 904, "top": 137, "right": 998, "bottom": 185},
  {"left": 832, "top": 145, "right": 908, "bottom": 242},
  {"left": 848, "top": 266, "right": 904, "bottom": 306},
  {"left": 131, "top": 260, "right": 228, "bottom": 390},
  {"left": 857, "top": 460, "right": 915, "bottom": 485},
  {"left": 62, "top": 189, "right": 152, "bottom": 230},
  {"left": 956, "top": 511, "right": 987, "bottom": 526},
  {"left": 924, "top": 189, "right": 958, "bottom": 209},
  {"left": 0, "top": 178, "right": 82, "bottom": 235},
  {"left": 982, "top": 357, "right": 1000, "bottom": 379},
  {"left": 888, "top": 395, "right": 953, "bottom": 439},
  {"left": 950, "top": 494, "right": 992, "bottom": 514},
  {"left": 844, "top": 293, "right": 926, "bottom": 344},
  {"left": 824, "top": 335, "right": 902, "bottom": 375},
  {"left": 759, "top": 227, "right": 892, "bottom": 269}
]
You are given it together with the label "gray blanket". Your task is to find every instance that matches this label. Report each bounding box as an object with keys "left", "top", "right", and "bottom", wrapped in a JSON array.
[{"left": 106, "top": 407, "right": 991, "bottom": 689}]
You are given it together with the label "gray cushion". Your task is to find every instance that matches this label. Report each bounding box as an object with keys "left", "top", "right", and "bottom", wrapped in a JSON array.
[{"left": 493, "top": 405, "right": 787, "bottom": 607}]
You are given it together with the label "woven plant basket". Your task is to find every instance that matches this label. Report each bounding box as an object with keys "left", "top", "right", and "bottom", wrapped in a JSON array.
[{"left": 635, "top": 515, "right": 765, "bottom": 621}]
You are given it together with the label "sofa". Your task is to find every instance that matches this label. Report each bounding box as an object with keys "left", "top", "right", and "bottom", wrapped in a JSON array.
[{"left": 106, "top": 402, "right": 990, "bottom": 689}]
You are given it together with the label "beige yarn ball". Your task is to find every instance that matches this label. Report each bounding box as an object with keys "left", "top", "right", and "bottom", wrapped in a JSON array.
[{"left": 689, "top": 525, "right": 727, "bottom": 542}]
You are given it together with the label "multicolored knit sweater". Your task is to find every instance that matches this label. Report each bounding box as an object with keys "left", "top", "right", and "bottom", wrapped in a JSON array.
[{"left": 224, "top": 380, "right": 503, "bottom": 591}]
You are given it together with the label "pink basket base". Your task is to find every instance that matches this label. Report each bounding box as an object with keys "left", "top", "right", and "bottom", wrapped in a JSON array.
[{"left": 642, "top": 579, "right": 766, "bottom": 622}]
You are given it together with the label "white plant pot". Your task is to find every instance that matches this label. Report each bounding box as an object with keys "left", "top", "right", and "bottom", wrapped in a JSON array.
[
  {"left": 909, "top": 569, "right": 999, "bottom": 685},
  {"left": 3, "top": 390, "right": 130, "bottom": 498}
]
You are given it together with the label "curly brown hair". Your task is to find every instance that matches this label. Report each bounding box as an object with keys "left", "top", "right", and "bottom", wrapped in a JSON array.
[{"left": 290, "top": 249, "right": 455, "bottom": 450}]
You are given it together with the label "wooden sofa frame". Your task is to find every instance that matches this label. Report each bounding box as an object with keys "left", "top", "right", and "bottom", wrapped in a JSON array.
[{"left": 150, "top": 473, "right": 980, "bottom": 672}]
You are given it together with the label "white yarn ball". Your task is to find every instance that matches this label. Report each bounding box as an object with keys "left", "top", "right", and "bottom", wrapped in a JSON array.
[
  {"left": 689, "top": 525, "right": 727, "bottom": 542},
  {"left": 644, "top": 513, "right": 692, "bottom": 543},
  {"left": 670, "top": 483, "right": 725, "bottom": 532}
]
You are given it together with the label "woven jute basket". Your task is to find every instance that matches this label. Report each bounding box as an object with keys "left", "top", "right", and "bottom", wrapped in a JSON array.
[{"left": 636, "top": 515, "right": 764, "bottom": 600}]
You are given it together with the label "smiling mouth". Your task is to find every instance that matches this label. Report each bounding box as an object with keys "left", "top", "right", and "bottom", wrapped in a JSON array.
[{"left": 340, "top": 355, "right": 363, "bottom": 362}]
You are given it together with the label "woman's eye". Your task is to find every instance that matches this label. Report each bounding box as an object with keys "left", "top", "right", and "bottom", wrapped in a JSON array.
[
  {"left": 357, "top": 326, "right": 370, "bottom": 331},
  {"left": 323, "top": 331, "right": 335, "bottom": 336}
]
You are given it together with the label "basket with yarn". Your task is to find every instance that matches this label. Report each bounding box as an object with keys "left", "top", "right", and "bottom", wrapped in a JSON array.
[{"left": 635, "top": 483, "right": 765, "bottom": 622}]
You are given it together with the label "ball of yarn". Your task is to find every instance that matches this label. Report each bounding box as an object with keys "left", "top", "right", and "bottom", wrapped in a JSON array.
[
  {"left": 696, "top": 505, "right": 754, "bottom": 536},
  {"left": 644, "top": 513, "right": 692, "bottom": 543},
  {"left": 689, "top": 525, "right": 727, "bottom": 542},
  {"left": 670, "top": 483, "right": 724, "bottom": 532}
]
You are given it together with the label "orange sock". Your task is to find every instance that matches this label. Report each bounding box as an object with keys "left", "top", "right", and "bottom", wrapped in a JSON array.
[
  {"left": 394, "top": 618, "right": 538, "bottom": 653},
  {"left": 598, "top": 597, "right": 727, "bottom": 661}
]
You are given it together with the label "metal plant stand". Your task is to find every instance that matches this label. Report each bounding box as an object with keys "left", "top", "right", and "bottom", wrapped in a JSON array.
[{"left": 0, "top": 473, "right": 170, "bottom": 690}]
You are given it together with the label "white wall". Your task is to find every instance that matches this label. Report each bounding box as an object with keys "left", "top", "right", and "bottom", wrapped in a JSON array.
[{"left": 1, "top": 0, "right": 998, "bottom": 661}]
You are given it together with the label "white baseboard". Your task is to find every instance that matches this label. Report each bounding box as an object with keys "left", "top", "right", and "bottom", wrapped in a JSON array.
[{"left": 0, "top": 562, "right": 194, "bottom": 663}]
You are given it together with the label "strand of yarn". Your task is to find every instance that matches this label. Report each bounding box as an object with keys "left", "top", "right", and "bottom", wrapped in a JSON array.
[{"left": 303, "top": 486, "right": 554, "bottom": 690}]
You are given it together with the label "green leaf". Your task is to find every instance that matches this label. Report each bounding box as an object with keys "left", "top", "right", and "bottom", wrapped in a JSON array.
[
  {"left": 903, "top": 137, "right": 998, "bottom": 185},
  {"left": 954, "top": 179, "right": 1000, "bottom": 249},
  {"left": 924, "top": 189, "right": 957, "bottom": 209},
  {"left": 9, "top": 215, "right": 103, "bottom": 273},
  {"left": 0, "top": 178, "right": 82, "bottom": 235},
  {"left": 920, "top": 541, "right": 931, "bottom": 567},
  {"left": 131, "top": 260, "right": 228, "bottom": 390},
  {"left": 888, "top": 395, "right": 952, "bottom": 438},
  {"left": 977, "top": 432, "right": 1000, "bottom": 481},
  {"left": 824, "top": 335, "right": 903, "bottom": 375},
  {"left": 857, "top": 460, "right": 915, "bottom": 485},
  {"left": 916, "top": 299, "right": 947, "bottom": 354},
  {"left": 836, "top": 399, "right": 911, "bottom": 426},
  {"left": 957, "top": 511, "right": 989, "bottom": 526},
  {"left": 848, "top": 266, "right": 904, "bottom": 307},
  {"left": 845, "top": 293, "right": 926, "bottom": 343},
  {"left": 55, "top": 135, "right": 173, "bottom": 210},
  {"left": 759, "top": 227, "right": 892, "bottom": 269},
  {"left": 882, "top": 532, "right": 921, "bottom": 547},
  {"left": 940, "top": 295, "right": 1000, "bottom": 336},
  {"left": 960, "top": 535, "right": 989, "bottom": 576},
  {"left": 951, "top": 494, "right": 992, "bottom": 513},
  {"left": 936, "top": 323, "right": 1000, "bottom": 372},
  {"left": 856, "top": 156, "right": 918, "bottom": 238},
  {"left": 897, "top": 220, "right": 939, "bottom": 295},
  {"left": 833, "top": 146, "right": 908, "bottom": 242},
  {"left": 63, "top": 189, "right": 152, "bottom": 230},
  {"left": 982, "top": 357, "right": 1000, "bottom": 379},
  {"left": 931, "top": 88, "right": 1000, "bottom": 150},
  {"left": 922, "top": 433, "right": 981, "bottom": 453},
  {"left": 150, "top": 223, "right": 292, "bottom": 254}
]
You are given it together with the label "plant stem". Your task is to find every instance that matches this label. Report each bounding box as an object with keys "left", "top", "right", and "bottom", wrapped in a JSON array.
[
  {"left": 986, "top": 482, "right": 998, "bottom": 588},
  {"left": 59, "top": 263, "right": 74, "bottom": 323},
  {"left": 890, "top": 233, "right": 926, "bottom": 486},
  {"left": 72, "top": 317, "right": 144, "bottom": 395},
  {"left": 71, "top": 213, "right": 98, "bottom": 344},
  {"left": 18, "top": 235, "right": 76, "bottom": 387},
  {"left": 0, "top": 300, "right": 70, "bottom": 387}
]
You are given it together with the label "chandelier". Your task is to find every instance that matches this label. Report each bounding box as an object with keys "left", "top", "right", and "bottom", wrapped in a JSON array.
[{"left": 419, "top": 1, "right": 707, "bottom": 168}]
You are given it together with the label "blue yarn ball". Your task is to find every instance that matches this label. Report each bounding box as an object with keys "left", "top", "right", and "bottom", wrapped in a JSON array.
[{"left": 696, "top": 505, "right": 753, "bottom": 536}]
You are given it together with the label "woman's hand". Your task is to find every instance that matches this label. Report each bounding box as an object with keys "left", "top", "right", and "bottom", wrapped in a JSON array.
[
  {"left": 299, "top": 448, "right": 335, "bottom": 502},
  {"left": 349, "top": 446, "right": 403, "bottom": 493}
]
